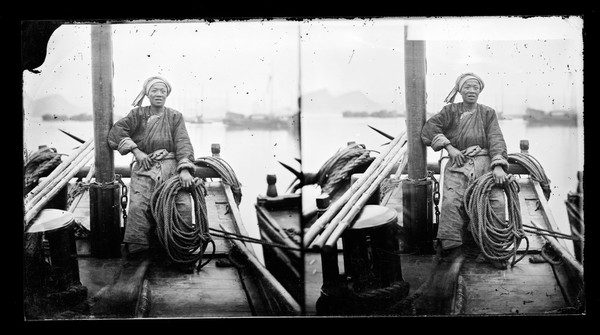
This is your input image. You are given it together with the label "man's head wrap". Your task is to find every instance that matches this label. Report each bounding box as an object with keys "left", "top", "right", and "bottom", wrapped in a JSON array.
[
  {"left": 443, "top": 72, "right": 484, "bottom": 104},
  {"left": 131, "top": 75, "right": 172, "bottom": 107}
]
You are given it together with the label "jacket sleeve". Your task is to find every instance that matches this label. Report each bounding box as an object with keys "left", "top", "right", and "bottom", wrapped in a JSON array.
[
  {"left": 485, "top": 109, "right": 509, "bottom": 170},
  {"left": 172, "top": 112, "right": 196, "bottom": 174},
  {"left": 107, "top": 109, "right": 140, "bottom": 155},
  {"left": 421, "top": 105, "right": 452, "bottom": 151}
]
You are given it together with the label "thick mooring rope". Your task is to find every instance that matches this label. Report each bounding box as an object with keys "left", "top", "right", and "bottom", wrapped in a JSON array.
[
  {"left": 316, "top": 144, "right": 375, "bottom": 195},
  {"left": 194, "top": 156, "right": 242, "bottom": 205},
  {"left": 464, "top": 172, "right": 528, "bottom": 267},
  {"left": 24, "top": 147, "right": 63, "bottom": 189},
  {"left": 150, "top": 176, "right": 214, "bottom": 269},
  {"left": 508, "top": 152, "right": 551, "bottom": 200}
]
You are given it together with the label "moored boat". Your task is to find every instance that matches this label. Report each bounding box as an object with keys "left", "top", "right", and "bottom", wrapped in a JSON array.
[
  {"left": 270, "top": 133, "right": 584, "bottom": 316},
  {"left": 23, "top": 143, "right": 301, "bottom": 319},
  {"left": 223, "top": 111, "right": 296, "bottom": 130}
]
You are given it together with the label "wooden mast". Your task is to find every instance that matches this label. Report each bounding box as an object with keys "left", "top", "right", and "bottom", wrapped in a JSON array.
[
  {"left": 402, "top": 25, "right": 435, "bottom": 254},
  {"left": 89, "top": 23, "right": 121, "bottom": 258}
]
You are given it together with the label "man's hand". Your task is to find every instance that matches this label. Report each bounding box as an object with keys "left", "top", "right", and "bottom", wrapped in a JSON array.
[
  {"left": 133, "top": 148, "right": 153, "bottom": 170},
  {"left": 492, "top": 165, "right": 508, "bottom": 185},
  {"left": 179, "top": 169, "right": 194, "bottom": 189},
  {"left": 446, "top": 144, "right": 465, "bottom": 167}
]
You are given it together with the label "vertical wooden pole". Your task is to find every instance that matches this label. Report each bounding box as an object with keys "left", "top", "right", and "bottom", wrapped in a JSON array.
[
  {"left": 404, "top": 26, "right": 427, "bottom": 180},
  {"left": 402, "top": 26, "right": 435, "bottom": 254},
  {"left": 90, "top": 24, "right": 121, "bottom": 258}
]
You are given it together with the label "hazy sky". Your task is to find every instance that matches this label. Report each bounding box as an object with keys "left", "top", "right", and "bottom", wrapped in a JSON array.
[{"left": 22, "top": 16, "right": 584, "bottom": 118}]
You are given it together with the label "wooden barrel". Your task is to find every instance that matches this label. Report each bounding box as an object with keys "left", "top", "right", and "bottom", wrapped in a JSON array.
[{"left": 342, "top": 205, "right": 403, "bottom": 292}]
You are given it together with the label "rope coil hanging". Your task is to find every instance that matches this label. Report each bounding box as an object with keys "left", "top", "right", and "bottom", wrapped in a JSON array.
[
  {"left": 464, "top": 172, "right": 528, "bottom": 267},
  {"left": 508, "top": 152, "right": 551, "bottom": 200},
  {"left": 150, "top": 176, "right": 214, "bottom": 270},
  {"left": 24, "top": 147, "right": 63, "bottom": 189},
  {"left": 194, "top": 156, "right": 242, "bottom": 205},
  {"left": 315, "top": 143, "right": 375, "bottom": 195}
]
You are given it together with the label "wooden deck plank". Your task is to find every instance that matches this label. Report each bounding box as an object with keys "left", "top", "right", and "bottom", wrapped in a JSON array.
[
  {"left": 461, "top": 259, "right": 567, "bottom": 314},
  {"left": 145, "top": 260, "right": 253, "bottom": 317}
]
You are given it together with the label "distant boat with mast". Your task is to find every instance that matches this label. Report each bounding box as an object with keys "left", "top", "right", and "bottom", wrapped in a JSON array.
[
  {"left": 223, "top": 110, "right": 297, "bottom": 130},
  {"left": 523, "top": 107, "right": 578, "bottom": 126},
  {"left": 223, "top": 75, "right": 299, "bottom": 130}
]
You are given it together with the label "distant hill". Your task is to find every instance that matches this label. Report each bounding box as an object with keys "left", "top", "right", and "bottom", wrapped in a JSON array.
[
  {"left": 302, "top": 89, "right": 384, "bottom": 114},
  {"left": 27, "top": 94, "right": 87, "bottom": 117}
]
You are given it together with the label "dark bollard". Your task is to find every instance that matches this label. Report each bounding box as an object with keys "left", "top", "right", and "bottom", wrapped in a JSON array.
[
  {"left": 520, "top": 140, "right": 529, "bottom": 154},
  {"left": 315, "top": 193, "right": 331, "bottom": 218},
  {"left": 26, "top": 209, "right": 88, "bottom": 309},
  {"left": 266, "top": 174, "right": 278, "bottom": 198},
  {"left": 211, "top": 143, "right": 221, "bottom": 157},
  {"left": 342, "top": 205, "right": 403, "bottom": 292},
  {"left": 46, "top": 222, "right": 81, "bottom": 290}
]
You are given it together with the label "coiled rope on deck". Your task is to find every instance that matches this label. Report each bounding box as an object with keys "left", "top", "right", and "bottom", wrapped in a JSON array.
[
  {"left": 465, "top": 172, "right": 528, "bottom": 267},
  {"left": 316, "top": 143, "right": 375, "bottom": 195},
  {"left": 194, "top": 156, "right": 242, "bottom": 205},
  {"left": 508, "top": 152, "right": 551, "bottom": 200},
  {"left": 150, "top": 176, "right": 214, "bottom": 269},
  {"left": 24, "top": 147, "right": 63, "bottom": 189}
]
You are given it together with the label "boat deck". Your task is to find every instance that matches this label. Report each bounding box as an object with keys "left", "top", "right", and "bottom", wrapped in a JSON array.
[
  {"left": 72, "top": 181, "right": 258, "bottom": 318},
  {"left": 303, "top": 176, "right": 575, "bottom": 315}
]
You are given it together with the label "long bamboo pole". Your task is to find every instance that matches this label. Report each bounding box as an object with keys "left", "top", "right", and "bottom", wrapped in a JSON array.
[
  {"left": 24, "top": 138, "right": 94, "bottom": 205},
  {"left": 310, "top": 134, "right": 408, "bottom": 249},
  {"left": 325, "top": 145, "right": 409, "bottom": 248},
  {"left": 24, "top": 149, "right": 95, "bottom": 225},
  {"left": 303, "top": 128, "right": 407, "bottom": 248},
  {"left": 25, "top": 143, "right": 95, "bottom": 212},
  {"left": 219, "top": 222, "right": 301, "bottom": 315}
]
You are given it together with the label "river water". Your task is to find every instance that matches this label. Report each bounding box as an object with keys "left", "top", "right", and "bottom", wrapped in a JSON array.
[{"left": 24, "top": 113, "right": 583, "bottom": 257}]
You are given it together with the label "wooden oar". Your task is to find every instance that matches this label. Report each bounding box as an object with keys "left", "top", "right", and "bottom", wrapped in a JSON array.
[
  {"left": 59, "top": 128, "right": 85, "bottom": 143},
  {"left": 368, "top": 124, "right": 394, "bottom": 140},
  {"left": 219, "top": 222, "right": 301, "bottom": 315}
]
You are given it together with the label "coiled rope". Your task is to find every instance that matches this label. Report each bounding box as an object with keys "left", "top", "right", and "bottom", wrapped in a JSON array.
[
  {"left": 465, "top": 172, "right": 528, "bottom": 267},
  {"left": 315, "top": 144, "right": 375, "bottom": 195},
  {"left": 24, "top": 147, "right": 63, "bottom": 189},
  {"left": 508, "top": 152, "right": 551, "bottom": 200},
  {"left": 150, "top": 176, "right": 214, "bottom": 270},
  {"left": 194, "top": 156, "right": 242, "bottom": 205}
]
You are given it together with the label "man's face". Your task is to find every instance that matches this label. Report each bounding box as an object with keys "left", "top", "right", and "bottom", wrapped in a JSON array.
[
  {"left": 460, "top": 79, "right": 481, "bottom": 104},
  {"left": 148, "top": 83, "right": 168, "bottom": 107}
]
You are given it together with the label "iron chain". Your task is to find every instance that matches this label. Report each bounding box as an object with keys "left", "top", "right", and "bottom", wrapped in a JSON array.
[
  {"left": 427, "top": 170, "right": 441, "bottom": 225},
  {"left": 115, "top": 174, "right": 128, "bottom": 225}
]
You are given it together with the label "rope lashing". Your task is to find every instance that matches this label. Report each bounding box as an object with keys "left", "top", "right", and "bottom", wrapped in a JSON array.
[
  {"left": 150, "top": 176, "right": 214, "bottom": 270},
  {"left": 508, "top": 152, "right": 551, "bottom": 200},
  {"left": 465, "top": 172, "right": 529, "bottom": 267},
  {"left": 209, "top": 227, "right": 304, "bottom": 252},
  {"left": 523, "top": 222, "right": 580, "bottom": 241},
  {"left": 315, "top": 143, "right": 375, "bottom": 195},
  {"left": 194, "top": 156, "right": 242, "bottom": 205},
  {"left": 24, "top": 147, "right": 63, "bottom": 189}
]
